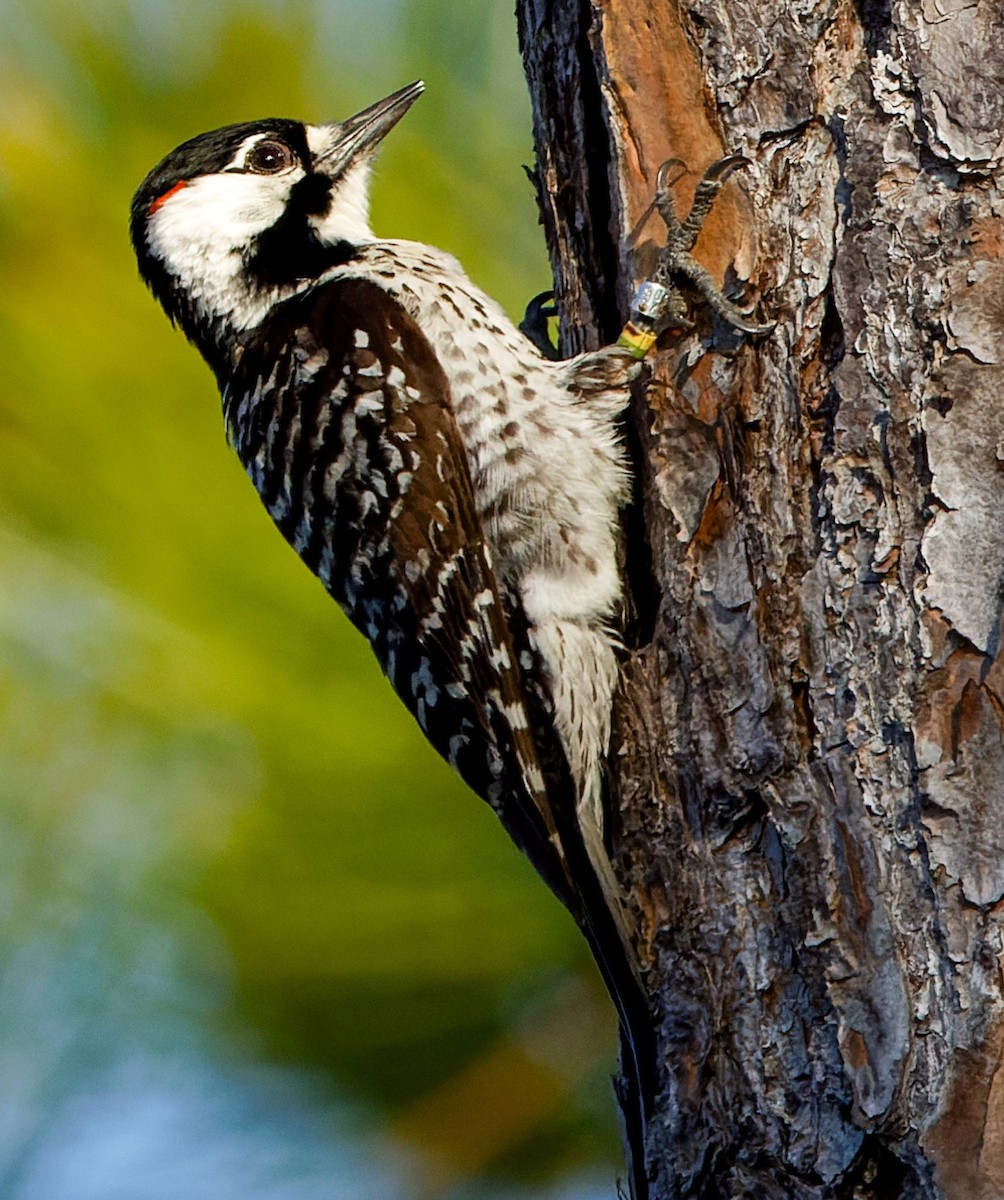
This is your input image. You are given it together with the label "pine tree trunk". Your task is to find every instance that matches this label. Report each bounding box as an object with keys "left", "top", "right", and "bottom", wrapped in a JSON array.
[{"left": 517, "top": 2, "right": 1004, "bottom": 1196}]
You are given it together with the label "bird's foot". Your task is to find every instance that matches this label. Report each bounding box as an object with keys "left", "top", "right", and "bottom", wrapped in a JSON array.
[
  {"left": 519, "top": 290, "right": 561, "bottom": 360},
  {"left": 618, "top": 155, "right": 774, "bottom": 357}
]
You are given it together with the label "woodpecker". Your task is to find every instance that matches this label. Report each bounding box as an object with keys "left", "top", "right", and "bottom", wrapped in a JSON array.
[
  {"left": 131, "top": 83, "right": 776, "bottom": 1200},
  {"left": 130, "top": 82, "right": 639, "bottom": 934}
]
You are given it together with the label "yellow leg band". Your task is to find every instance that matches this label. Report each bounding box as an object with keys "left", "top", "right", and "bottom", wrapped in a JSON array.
[{"left": 617, "top": 324, "right": 658, "bottom": 360}]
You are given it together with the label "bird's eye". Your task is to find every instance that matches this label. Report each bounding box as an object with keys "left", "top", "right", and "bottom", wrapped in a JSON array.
[{"left": 245, "top": 140, "right": 296, "bottom": 174}]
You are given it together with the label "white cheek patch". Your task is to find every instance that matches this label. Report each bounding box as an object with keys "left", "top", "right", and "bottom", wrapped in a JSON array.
[
  {"left": 147, "top": 170, "right": 300, "bottom": 261},
  {"left": 146, "top": 168, "right": 304, "bottom": 329}
]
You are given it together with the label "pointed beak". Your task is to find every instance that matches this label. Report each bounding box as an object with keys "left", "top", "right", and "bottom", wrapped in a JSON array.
[{"left": 314, "top": 81, "right": 424, "bottom": 177}]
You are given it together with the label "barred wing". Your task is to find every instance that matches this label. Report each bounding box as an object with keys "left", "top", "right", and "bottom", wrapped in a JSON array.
[{"left": 223, "top": 276, "right": 575, "bottom": 908}]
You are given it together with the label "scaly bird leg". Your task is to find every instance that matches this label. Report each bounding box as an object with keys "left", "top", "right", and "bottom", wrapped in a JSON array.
[
  {"left": 618, "top": 154, "right": 774, "bottom": 357},
  {"left": 676, "top": 154, "right": 750, "bottom": 252}
]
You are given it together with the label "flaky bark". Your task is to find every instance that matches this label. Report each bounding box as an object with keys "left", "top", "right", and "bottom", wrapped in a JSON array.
[{"left": 518, "top": 1, "right": 1004, "bottom": 1196}]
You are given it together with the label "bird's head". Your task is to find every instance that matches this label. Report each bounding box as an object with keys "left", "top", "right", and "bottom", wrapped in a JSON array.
[{"left": 130, "top": 81, "right": 423, "bottom": 366}]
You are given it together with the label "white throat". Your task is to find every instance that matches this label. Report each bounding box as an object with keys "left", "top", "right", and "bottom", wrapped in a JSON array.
[{"left": 304, "top": 129, "right": 377, "bottom": 248}]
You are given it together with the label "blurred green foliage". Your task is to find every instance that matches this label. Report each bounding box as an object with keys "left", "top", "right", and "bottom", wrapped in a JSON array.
[{"left": 0, "top": 2, "right": 621, "bottom": 1196}]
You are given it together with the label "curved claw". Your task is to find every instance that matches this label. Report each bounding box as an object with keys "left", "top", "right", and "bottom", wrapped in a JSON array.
[
  {"left": 519, "top": 290, "right": 561, "bottom": 360},
  {"left": 523, "top": 289, "right": 557, "bottom": 320},
  {"left": 701, "top": 153, "right": 752, "bottom": 185},
  {"left": 702, "top": 286, "right": 776, "bottom": 337},
  {"left": 727, "top": 312, "right": 776, "bottom": 338},
  {"left": 656, "top": 158, "right": 688, "bottom": 191}
]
